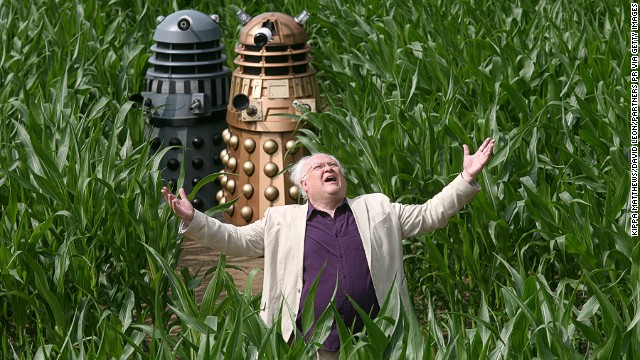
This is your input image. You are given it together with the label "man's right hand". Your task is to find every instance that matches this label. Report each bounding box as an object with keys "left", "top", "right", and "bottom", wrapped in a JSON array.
[{"left": 161, "top": 187, "right": 195, "bottom": 224}]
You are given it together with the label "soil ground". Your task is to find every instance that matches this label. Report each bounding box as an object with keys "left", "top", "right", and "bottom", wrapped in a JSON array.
[{"left": 175, "top": 215, "right": 264, "bottom": 301}]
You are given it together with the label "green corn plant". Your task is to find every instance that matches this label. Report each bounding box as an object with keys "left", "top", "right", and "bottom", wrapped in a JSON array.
[{"left": 0, "top": 0, "right": 635, "bottom": 357}]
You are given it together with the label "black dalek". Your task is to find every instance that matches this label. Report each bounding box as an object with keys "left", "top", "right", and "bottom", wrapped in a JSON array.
[{"left": 142, "top": 10, "right": 231, "bottom": 211}]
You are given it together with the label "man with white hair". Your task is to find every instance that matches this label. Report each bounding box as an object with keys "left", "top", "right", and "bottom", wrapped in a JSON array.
[{"left": 161, "top": 138, "right": 495, "bottom": 359}]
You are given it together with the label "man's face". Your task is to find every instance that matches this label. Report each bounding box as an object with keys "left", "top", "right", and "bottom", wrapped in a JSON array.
[{"left": 300, "top": 154, "right": 347, "bottom": 203}]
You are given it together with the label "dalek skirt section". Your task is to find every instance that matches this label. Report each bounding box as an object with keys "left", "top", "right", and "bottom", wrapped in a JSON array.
[
  {"left": 143, "top": 10, "right": 231, "bottom": 212},
  {"left": 222, "top": 10, "right": 318, "bottom": 225}
]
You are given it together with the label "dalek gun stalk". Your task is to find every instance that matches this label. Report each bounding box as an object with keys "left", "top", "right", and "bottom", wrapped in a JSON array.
[{"left": 231, "top": 93, "right": 258, "bottom": 117}]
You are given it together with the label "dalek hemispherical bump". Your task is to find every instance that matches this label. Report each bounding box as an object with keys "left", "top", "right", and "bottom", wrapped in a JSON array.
[
  {"left": 226, "top": 179, "right": 236, "bottom": 193},
  {"left": 222, "top": 152, "right": 230, "bottom": 165},
  {"left": 229, "top": 135, "right": 239, "bottom": 149},
  {"left": 227, "top": 157, "right": 238, "bottom": 171},
  {"left": 192, "top": 157, "right": 204, "bottom": 169},
  {"left": 243, "top": 161, "right": 255, "bottom": 176},
  {"left": 289, "top": 185, "right": 300, "bottom": 200},
  {"left": 285, "top": 139, "right": 299, "bottom": 154},
  {"left": 243, "top": 138, "right": 256, "bottom": 152},
  {"left": 192, "top": 137, "right": 204, "bottom": 148},
  {"left": 242, "top": 183, "right": 254, "bottom": 198},
  {"left": 240, "top": 206, "right": 253, "bottom": 222},
  {"left": 264, "top": 186, "right": 279, "bottom": 201},
  {"left": 212, "top": 133, "right": 223, "bottom": 145},
  {"left": 264, "top": 162, "right": 279, "bottom": 177},
  {"left": 263, "top": 139, "right": 278, "bottom": 154},
  {"left": 222, "top": 129, "right": 231, "bottom": 144}
]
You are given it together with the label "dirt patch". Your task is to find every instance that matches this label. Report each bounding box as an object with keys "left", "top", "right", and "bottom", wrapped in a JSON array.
[{"left": 176, "top": 227, "right": 264, "bottom": 302}]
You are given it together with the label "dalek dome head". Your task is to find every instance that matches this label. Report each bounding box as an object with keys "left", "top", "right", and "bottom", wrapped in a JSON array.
[
  {"left": 236, "top": 11, "right": 310, "bottom": 49},
  {"left": 144, "top": 9, "right": 231, "bottom": 120},
  {"left": 147, "top": 10, "right": 229, "bottom": 82},
  {"left": 153, "top": 10, "right": 222, "bottom": 44}
]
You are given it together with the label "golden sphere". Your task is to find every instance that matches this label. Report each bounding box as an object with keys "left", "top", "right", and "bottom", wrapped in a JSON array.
[
  {"left": 285, "top": 139, "right": 299, "bottom": 154},
  {"left": 220, "top": 175, "right": 228, "bottom": 187},
  {"left": 243, "top": 161, "right": 255, "bottom": 176},
  {"left": 219, "top": 196, "right": 227, "bottom": 205},
  {"left": 264, "top": 186, "right": 279, "bottom": 201},
  {"left": 229, "top": 135, "right": 239, "bottom": 149},
  {"left": 240, "top": 206, "right": 253, "bottom": 222},
  {"left": 222, "top": 129, "right": 231, "bottom": 144},
  {"left": 263, "top": 139, "right": 278, "bottom": 154},
  {"left": 264, "top": 162, "right": 279, "bottom": 177},
  {"left": 242, "top": 183, "right": 254, "bottom": 198},
  {"left": 216, "top": 189, "right": 224, "bottom": 202},
  {"left": 222, "top": 152, "right": 230, "bottom": 165},
  {"left": 227, "top": 157, "right": 238, "bottom": 172},
  {"left": 289, "top": 186, "right": 300, "bottom": 200},
  {"left": 225, "top": 204, "right": 234, "bottom": 216},
  {"left": 244, "top": 138, "right": 256, "bottom": 153},
  {"left": 226, "top": 179, "right": 236, "bottom": 193}
]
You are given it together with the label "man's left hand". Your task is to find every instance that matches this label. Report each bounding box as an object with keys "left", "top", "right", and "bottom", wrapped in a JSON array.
[{"left": 462, "top": 137, "right": 496, "bottom": 182}]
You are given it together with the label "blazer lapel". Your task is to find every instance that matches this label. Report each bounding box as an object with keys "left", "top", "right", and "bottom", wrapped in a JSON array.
[
  {"left": 347, "top": 197, "right": 373, "bottom": 269},
  {"left": 289, "top": 202, "right": 308, "bottom": 274}
]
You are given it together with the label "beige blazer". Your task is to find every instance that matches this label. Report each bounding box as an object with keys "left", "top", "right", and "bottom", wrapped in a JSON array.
[{"left": 180, "top": 174, "right": 480, "bottom": 341}]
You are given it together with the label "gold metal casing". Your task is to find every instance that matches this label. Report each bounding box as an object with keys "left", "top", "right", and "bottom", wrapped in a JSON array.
[{"left": 222, "top": 11, "right": 317, "bottom": 224}]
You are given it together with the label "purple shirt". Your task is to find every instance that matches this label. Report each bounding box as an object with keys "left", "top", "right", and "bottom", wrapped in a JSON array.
[{"left": 296, "top": 200, "right": 380, "bottom": 351}]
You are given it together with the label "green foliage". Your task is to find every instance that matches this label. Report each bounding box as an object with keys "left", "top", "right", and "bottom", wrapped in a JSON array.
[
  {"left": 297, "top": 0, "right": 634, "bottom": 357},
  {"left": 0, "top": 0, "right": 635, "bottom": 358}
]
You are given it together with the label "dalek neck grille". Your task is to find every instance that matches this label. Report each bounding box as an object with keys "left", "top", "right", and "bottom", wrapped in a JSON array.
[
  {"left": 146, "top": 10, "right": 228, "bottom": 80},
  {"left": 149, "top": 39, "right": 226, "bottom": 78},
  {"left": 236, "top": 43, "right": 312, "bottom": 76}
]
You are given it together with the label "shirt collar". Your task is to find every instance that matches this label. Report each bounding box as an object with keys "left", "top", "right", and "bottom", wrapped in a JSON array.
[{"left": 306, "top": 198, "right": 349, "bottom": 219}]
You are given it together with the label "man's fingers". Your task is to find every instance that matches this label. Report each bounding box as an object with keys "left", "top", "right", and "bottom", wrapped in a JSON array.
[
  {"left": 179, "top": 187, "right": 188, "bottom": 200},
  {"left": 478, "top": 137, "right": 490, "bottom": 152},
  {"left": 479, "top": 138, "right": 495, "bottom": 154},
  {"left": 463, "top": 144, "right": 470, "bottom": 156},
  {"left": 485, "top": 139, "right": 496, "bottom": 153}
]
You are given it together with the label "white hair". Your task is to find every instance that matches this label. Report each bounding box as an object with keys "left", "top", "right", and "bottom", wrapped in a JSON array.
[{"left": 288, "top": 153, "right": 343, "bottom": 199}]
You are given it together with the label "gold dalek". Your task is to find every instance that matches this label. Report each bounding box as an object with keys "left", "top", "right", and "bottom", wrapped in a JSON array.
[{"left": 218, "top": 10, "right": 318, "bottom": 225}]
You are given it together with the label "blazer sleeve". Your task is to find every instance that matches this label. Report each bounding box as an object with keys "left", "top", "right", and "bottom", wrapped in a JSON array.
[
  {"left": 391, "top": 174, "right": 481, "bottom": 239},
  {"left": 178, "top": 209, "right": 267, "bottom": 257}
]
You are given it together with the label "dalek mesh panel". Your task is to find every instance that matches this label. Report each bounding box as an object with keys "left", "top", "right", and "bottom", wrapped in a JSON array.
[
  {"left": 143, "top": 10, "right": 231, "bottom": 211},
  {"left": 220, "top": 10, "right": 318, "bottom": 225}
]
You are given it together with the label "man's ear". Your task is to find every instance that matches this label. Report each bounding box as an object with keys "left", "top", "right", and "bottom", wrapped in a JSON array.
[{"left": 300, "top": 179, "right": 307, "bottom": 192}]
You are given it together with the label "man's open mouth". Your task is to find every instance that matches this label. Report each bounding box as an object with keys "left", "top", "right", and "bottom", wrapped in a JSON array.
[{"left": 324, "top": 175, "right": 337, "bottom": 183}]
